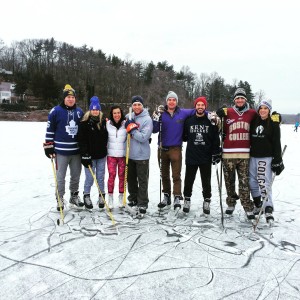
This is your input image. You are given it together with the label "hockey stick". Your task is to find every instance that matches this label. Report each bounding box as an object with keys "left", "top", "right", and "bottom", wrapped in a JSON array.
[
  {"left": 122, "top": 107, "right": 132, "bottom": 207},
  {"left": 215, "top": 163, "right": 224, "bottom": 228},
  {"left": 218, "top": 116, "right": 224, "bottom": 228},
  {"left": 253, "top": 144, "right": 287, "bottom": 232},
  {"left": 88, "top": 165, "right": 116, "bottom": 226},
  {"left": 51, "top": 157, "right": 64, "bottom": 226},
  {"left": 158, "top": 111, "right": 163, "bottom": 208}
]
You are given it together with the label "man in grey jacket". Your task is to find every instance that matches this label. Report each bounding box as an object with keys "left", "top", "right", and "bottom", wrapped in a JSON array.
[{"left": 125, "top": 95, "right": 153, "bottom": 216}]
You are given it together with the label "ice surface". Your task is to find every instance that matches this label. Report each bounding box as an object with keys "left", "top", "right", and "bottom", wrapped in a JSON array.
[{"left": 0, "top": 121, "right": 299, "bottom": 299}]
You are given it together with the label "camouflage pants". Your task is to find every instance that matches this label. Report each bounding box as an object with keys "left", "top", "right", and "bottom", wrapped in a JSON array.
[{"left": 222, "top": 158, "right": 254, "bottom": 212}]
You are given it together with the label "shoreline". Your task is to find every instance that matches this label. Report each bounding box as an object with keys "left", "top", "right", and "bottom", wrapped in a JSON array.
[{"left": 0, "top": 110, "right": 48, "bottom": 122}]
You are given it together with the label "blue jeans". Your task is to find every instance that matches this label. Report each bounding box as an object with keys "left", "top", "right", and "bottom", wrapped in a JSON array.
[{"left": 84, "top": 157, "right": 106, "bottom": 194}]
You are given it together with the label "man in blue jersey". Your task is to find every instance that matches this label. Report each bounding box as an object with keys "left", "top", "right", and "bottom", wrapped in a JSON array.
[{"left": 43, "top": 84, "right": 84, "bottom": 210}]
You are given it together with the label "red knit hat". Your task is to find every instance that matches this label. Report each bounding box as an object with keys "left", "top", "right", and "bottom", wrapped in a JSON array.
[{"left": 194, "top": 96, "right": 207, "bottom": 108}]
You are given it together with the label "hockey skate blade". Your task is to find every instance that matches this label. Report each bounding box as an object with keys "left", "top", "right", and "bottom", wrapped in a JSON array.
[
  {"left": 124, "top": 204, "right": 138, "bottom": 216},
  {"left": 167, "top": 207, "right": 181, "bottom": 221},
  {"left": 69, "top": 204, "right": 85, "bottom": 211},
  {"left": 174, "top": 206, "right": 181, "bottom": 213},
  {"left": 157, "top": 205, "right": 171, "bottom": 211},
  {"left": 152, "top": 210, "right": 168, "bottom": 218},
  {"left": 136, "top": 213, "right": 145, "bottom": 219},
  {"left": 248, "top": 232, "right": 260, "bottom": 241},
  {"left": 57, "top": 218, "right": 64, "bottom": 226}
]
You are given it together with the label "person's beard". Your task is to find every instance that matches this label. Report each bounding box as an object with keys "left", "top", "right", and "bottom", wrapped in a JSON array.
[{"left": 196, "top": 108, "right": 204, "bottom": 116}]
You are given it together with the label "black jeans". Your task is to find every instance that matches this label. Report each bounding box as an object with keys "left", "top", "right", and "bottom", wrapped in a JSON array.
[
  {"left": 127, "top": 159, "right": 149, "bottom": 208},
  {"left": 183, "top": 163, "right": 212, "bottom": 199}
]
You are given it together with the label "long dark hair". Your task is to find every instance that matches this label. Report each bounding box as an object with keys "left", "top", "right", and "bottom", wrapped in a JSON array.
[
  {"left": 253, "top": 111, "right": 271, "bottom": 129},
  {"left": 109, "top": 105, "right": 125, "bottom": 129}
]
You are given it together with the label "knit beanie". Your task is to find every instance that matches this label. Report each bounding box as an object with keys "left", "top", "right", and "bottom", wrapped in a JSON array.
[
  {"left": 233, "top": 88, "right": 247, "bottom": 101},
  {"left": 166, "top": 91, "right": 178, "bottom": 103},
  {"left": 258, "top": 100, "right": 272, "bottom": 112},
  {"left": 89, "top": 96, "right": 101, "bottom": 110},
  {"left": 194, "top": 96, "right": 208, "bottom": 108},
  {"left": 63, "top": 84, "right": 76, "bottom": 98},
  {"left": 131, "top": 95, "right": 144, "bottom": 106}
]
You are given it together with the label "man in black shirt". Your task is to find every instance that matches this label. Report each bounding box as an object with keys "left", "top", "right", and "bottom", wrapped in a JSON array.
[{"left": 182, "top": 97, "right": 221, "bottom": 215}]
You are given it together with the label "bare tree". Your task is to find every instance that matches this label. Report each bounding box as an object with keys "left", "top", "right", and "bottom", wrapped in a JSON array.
[{"left": 254, "top": 89, "right": 266, "bottom": 106}]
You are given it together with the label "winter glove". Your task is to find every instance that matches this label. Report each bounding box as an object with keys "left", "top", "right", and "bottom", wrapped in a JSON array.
[
  {"left": 81, "top": 154, "right": 92, "bottom": 168},
  {"left": 43, "top": 142, "right": 55, "bottom": 158},
  {"left": 152, "top": 105, "right": 164, "bottom": 122},
  {"left": 207, "top": 111, "right": 220, "bottom": 126},
  {"left": 125, "top": 119, "right": 132, "bottom": 128},
  {"left": 212, "top": 153, "right": 222, "bottom": 165},
  {"left": 271, "top": 111, "right": 282, "bottom": 123},
  {"left": 152, "top": 111, "right": 161, "bottom": 122},
  {"left": 271, "top": 159, "right": 284, "bottom": 175},
  {"left": 158, "top": 105, "right": 165, "bottom": 113},
  {"left": 125, "top": 119, "right": 139, "bottom": 133},
  {"left": 216, "top": 107, "right": 227, "bottom": 118}
]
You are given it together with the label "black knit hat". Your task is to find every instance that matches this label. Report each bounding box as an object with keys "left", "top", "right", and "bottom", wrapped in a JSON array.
[
  {"left": 131, "top": 95, "right": 144, "bottom": 106},
  {"left": 233, "top": 88, "right": 247, "bottom": 101},
  {"left": 63, "top": 84, "right": 76, "bottom": 99}
]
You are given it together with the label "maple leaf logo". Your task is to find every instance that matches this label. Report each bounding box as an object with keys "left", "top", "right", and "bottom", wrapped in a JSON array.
[{"left": 65, "top": 119, "right": 78, "bottom": 138}]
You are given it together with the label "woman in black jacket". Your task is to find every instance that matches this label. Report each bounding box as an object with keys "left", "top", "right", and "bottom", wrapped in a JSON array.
[
  {"left": 78, "top": 96, "right": 108, "bottom": 209},
  {"left": 249, "top": 100, "right": 284, "bottom": 223}
]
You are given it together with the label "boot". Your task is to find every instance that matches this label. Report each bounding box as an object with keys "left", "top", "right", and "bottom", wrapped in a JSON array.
[
  {"left": 225, "top": 206, "right": 235, "bottom": 215},
  {"left": 173, "top": 195, "right": 182, "bottom": 210},
  {"left": 83, "top": 193, "right": 93, "bottom": 209},
  {"left": 98, "top": 193, "right": 105, "bottom": 209},
  {"left": 108, "top": 193, "right": 114, "bottom": 209},
  {"left": 246, "top": 211, "right": 255, "bottom": 220},
  {"left": 183, "top": 197, "right": 191, "bottom": 213},
  {"left": 253, "top": 196, "right": 262, "bottom": 215},
  {"left": 265, "top": 206, "right": 274, "bottom": 223},
  {"left": 157, "top": 193, "right": 171, "bottom": 209},
  {"left": 128, "top": 200, "right": 137, "bottom": 208},
  {"left": 138, "top": 206, "right": 147, "bottom": 214},
  {"left": 69, "top": 191, "right": 84, "bottom": 209},
  {"left": 118, "top": 193, "right": 124, "bottom": 208},
  {"left": 203, "top": 198, "right": 211, "bottom": 215}
]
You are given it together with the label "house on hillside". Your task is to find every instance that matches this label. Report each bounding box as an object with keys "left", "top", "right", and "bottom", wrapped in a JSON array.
[
  {"left": 0, "top": 81, "right": 15, "bottom": 104},
  {"left": 0, "top": 68, "right": 13, "bottom": 75}
]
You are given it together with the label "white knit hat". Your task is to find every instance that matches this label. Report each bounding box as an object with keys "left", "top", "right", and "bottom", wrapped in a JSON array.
[
  {"left": 258, "top": 100, "right": 272, "bottom": 112},
  {"left": 166, "top": 91, "right": 178, "bottom": 103}
]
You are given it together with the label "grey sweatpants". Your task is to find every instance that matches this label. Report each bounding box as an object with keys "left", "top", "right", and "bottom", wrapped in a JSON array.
[
  {"left": 55, "top": 153, "right": 82, "bottom": 199},
  {"left": 249, "top": 157, "right": 273, "bottom": 209}
]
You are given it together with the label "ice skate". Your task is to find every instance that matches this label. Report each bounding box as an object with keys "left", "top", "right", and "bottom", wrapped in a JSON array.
[{"left": 69, "top": 191, "right": 84, "bottom": 209}]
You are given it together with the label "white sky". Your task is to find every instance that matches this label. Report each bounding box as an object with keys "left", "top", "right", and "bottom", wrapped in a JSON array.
[{"left": 1, "top": 0, "right": 300, "bottom": 114}]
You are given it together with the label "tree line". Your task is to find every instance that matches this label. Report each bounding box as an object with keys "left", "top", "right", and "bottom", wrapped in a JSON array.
[{"left": 0, "top": 38, "right": 260, "bottom": 111}]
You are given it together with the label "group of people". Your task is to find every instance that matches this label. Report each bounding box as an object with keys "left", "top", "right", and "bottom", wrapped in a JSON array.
[
  {"left": 216, "top": 88, "right": 284, "bottom": 222},
  {"left": 44, "top": 85, "right": 128, "bottom": 212},
  {"left": 44, "top": 84, "right": 284, "bottom": 222}
]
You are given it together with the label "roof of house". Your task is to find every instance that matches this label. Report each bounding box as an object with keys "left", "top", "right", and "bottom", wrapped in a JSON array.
[{"left": 0, "top": 82, "right": 14, "bottom": 91}]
